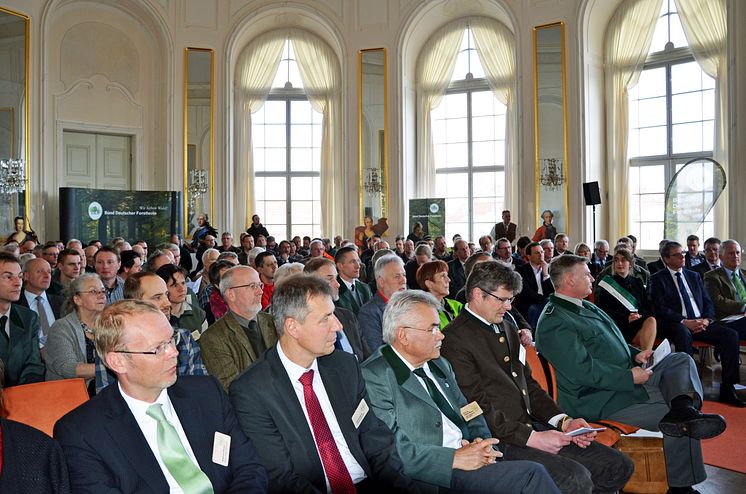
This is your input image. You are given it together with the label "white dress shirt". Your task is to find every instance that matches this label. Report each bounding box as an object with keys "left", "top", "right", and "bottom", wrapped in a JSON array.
[
  {"left": 119, "top": 384, "right": 203, "bottom": 494},
  {"left": 276, "top": 342, "right": 366, "bottom": 488},
  {"left": 390, "top": 345, "right": 462, "bottom": 449},
  {"left": 667, "top": 267, "right": 701, "bottom": 318}
]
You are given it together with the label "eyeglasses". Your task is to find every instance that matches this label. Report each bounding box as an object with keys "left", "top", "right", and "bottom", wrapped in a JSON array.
[
  {"left": 403, "top": 325, "right": 440, "bottom": 336},
  {"left": 229, "top": 282, "right": 264, "bottom": 291},
  {"left": 480, "top": 288, "right": 515, "bottom": 306},
  {"left": 114, "top": 331, "right": 181, "bottom": 356},
  {"left": 80, "top": 289, "right": 107, "bottom": 297},
  {"left": 667, "top": 252, "right": 685, "bottom": 259}
]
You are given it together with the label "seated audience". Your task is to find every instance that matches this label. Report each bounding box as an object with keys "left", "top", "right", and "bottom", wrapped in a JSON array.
[
  {"left": 199, "top": 266, "right": 276, "bottom": 391},
  {"left": 646, "top": 239, "right": 671, "bottom": 275},
  {"left": 648, "top": 241, "right": 743, "bottom": 406},
  {"left": 94, "top": 246, "right": 125, "bottom": 304},
  {"left": 515, "top": 242, "right": 554, "bottom": 328},
  {"left": 117, "top": 250, "right": 143, "bottom": 281},
  {"left": 400, "top": 239, "right": 415, "bottom": 263},
  {"left": 478, "top": 235, "right": 494, "bottom": 256},
  {"left": 405, "top": 243, "right": 432, "bottom": 290},
  {"left": 44, "top": 273, "right": 105, "bottom": 395},
  {"left": 335, "top": 245, "right": 373, "bottom": 314},
  {"left": 362, "top": 290, "right": 560, "bottom": 493},
  {"left": 145, "top": 249, "right": 173, "bottom": 273},
  {"left": 156, "top": 264, "right": 206, "bottom": 337},
  {"left": 432, "top": 236, "right": 451, "bottom": 261},
  {"left": 589, "top": 240, "right": 611, "bottom": 279},
  {"left": 207, "top": 259, "right": 235, "bottom": 324},
  {"left": 514, "top": 236, "right": 532, "bottom": 263},
  {"left": 447, "top": 239, "right": 470, "bottom": 298},
  {"left": 595, "top": 248, "right": 657, "bottom": 351},
  {"left": 685, "top": 234, "right": 706, "bottom": 269},
  {"left": 573, "top": 242, "right": 592, "bottom": 260},
  {"left": 55, "top": 248, "right": 83, "bottom": 288},
  {"left": 704, "top": 239, "right": 746, "bottom": 338},
  {"left": 536, "top": 254, "right": 727, "bottom": 494},
  {"left": 624, "top": 234, "right": 647, "bottom": 270},
  {"left": 55, "top": 300, "right": 268, "bottom": 493},
  {"left": 218, "top": 231, "right": 241, "bottom": 254},
  {"left": 693, "top": 237, "right": 722, "bottom": 278},
  {"left": 417, "top": 260, "right": 462, "bottom": 329},
  {"left": 255, "top": 251, "right": 278, "bottom": 310},
  {"left": 441, "top": 261, "right": 633, "bottom": 493},
  {"left": 273, "top": 262, "right": 304, "bottom": 287},
  {"left": 539, "top": 239, "right": 554, "bottom": 263},
  {"left": 194, "top": 247, "right": 219, "bottom": 304},
  {"left": 19, "top": 257, "right": 64, "bottom": 346},
  {"left": 359, "top": 254, "right": 407, "bottom": 352},
  {"left": 304, "top": 258, "right": 370, "bottom": 361},
  {"left": 229, "top": 275, "right": 416, "bottom": 493},
  {"left": 553, "top": 234, "right": 569, "bottom": 256},
  {"left": 594, "top": 242, "right": 650, "bottom": 288},
  {"left": 494, "top": 237, "right": 525, "bottom": 267},
  {"left": 0, "top": 252, "right": 44, "bottom": 386}
]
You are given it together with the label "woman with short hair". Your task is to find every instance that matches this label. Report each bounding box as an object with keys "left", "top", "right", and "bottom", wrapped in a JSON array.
[{"left": 416, "top": 260, "right": 462, "bottom": 329}]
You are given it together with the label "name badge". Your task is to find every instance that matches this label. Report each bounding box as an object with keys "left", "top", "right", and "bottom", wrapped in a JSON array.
[
  {"left": 519, "top": 344, "right": 526, "bottom": 365},
  {"left": 460, "top": 401, "right": 484, "bottom": 421},
  {"left": 212, "top": 432, "right": 231, "bottom": 466},
  {"left": 352, "top": 399, "right": 369, "bottom": 429}
]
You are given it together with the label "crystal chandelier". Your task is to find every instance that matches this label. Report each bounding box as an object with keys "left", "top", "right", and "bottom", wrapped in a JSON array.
[
  {"left": 539, "top": 158, "right": 565, "bottom": 191},
  {"left": 0, "top": 159, "right": 26, "bottom": 194},
  {"left": 363, "top": 167, "right": 384, "bottom": 194},
  {"left": 187, "top": 169, "right": 208, "bottom": 208}
]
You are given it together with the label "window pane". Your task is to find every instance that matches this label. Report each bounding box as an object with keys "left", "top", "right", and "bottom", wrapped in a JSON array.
[
  {"left": 637, "top": 97, "right": 666, "bottom": 127},
  {"left": 444, "top": 93, "right": 467, "bottom": 119},
  {"left": 668, "top": 13, "right": 687, "bottom": 49},
  {"left": 291, "top": 124, "right": 313, "bottom": 147},
  {"left": 638, "top": 126, "right": 667, "bottom": 156},
  {"left": 445, "top": 143, "right": 468, "bottom": 168},
  {"left": 446, "top": 118, "right": 468, "bottom": 143},
  {"left": 640, "top": 222, "right": 664, "bottom": 250},
  {"left": 635, "top": 67, "right": 666, "bottom": 99},
  {"left": 263, "top": 101, "right": 286, "bottom": 124},
  {"left": 639, "top": 165, "right": 665, "bottom": 193},
  {"left": 290, "top": 148, "right": 313, "bottom": 171},
  {"left": 264, "top": 201, "right": 287, "bottom": 225},
  {"left": 472, "top": 141, "right": 496, "bottom": 167},
  {"left": 471, "top": 91, "right": 497, "bottom": 117},
  {"left": 291, "top": 100, "right": 314, "bottom": 124},
  {"left": 472, "top": 116, "right": 496, "bottom": 141},
  {"left": 640, "top": 194, "right": 664, "bottom": 221},
  {"left": 264, "top": 148, "right": 286, "bottom": 172},
  {"left": 291, "top": 177, "right": 314, "bottom": 200},
  {"left": 672, "top": 122, "right": 704, "bottom": 153},
  {"left": 291, "top": 201, "right": 314, "bottom": 224},
  {"left": 264, "top": 124, "right": 286, "bottom": 147},
  {"left": 672, "top": 92, "right": 703, "bottom": 124}
]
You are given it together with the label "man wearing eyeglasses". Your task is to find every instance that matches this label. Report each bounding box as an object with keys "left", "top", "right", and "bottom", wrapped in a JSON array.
[
  {"left": 649, "top": 241, "right": 743, "bottom": 407},
  {"left": 441, "top": 261, "right": 633, "bottom": 494},
  {"left": 362, "top": 290, "right": 560, "bottom": 493},
  {"left": 199, "top": 266, "right": 276, "bottom": 391},
  {"left": 94, "top": 272, "right": 207, "bottom": 393},
  {"left": 55, "top": 299, "right": 268, "bottom": 493}
]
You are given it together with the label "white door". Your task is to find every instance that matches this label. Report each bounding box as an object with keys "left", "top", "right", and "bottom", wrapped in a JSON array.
[{"left": 62, "top": 131, "right": 131, "bottom": 189}]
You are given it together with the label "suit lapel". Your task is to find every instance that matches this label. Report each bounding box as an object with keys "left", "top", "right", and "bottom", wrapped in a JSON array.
[
  {"left": 103, "top": 386, "right": 168, "bottom": 493},
  {"left": 225, "top": 313, "right": 257, "bottom": 361},
  {"left": 380, "top": 345, "right": 439, "bottom": 414},
  {"left": 169, "top": 383, "right": 216, "bottom": 481}
]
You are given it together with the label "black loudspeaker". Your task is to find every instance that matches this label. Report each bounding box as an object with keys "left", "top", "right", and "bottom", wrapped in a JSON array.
[{"left": 583, "top": 181, "right": 602, "bottom": 206}]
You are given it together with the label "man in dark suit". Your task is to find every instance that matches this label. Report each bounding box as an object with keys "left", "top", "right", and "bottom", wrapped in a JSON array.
[
  {"left": 0, "top": 252, "right": 45, "bottom": 387},
  {"left": 704, "top": 239, "right": 746, "bottom": 339},
  {"left": 589, "top": 240, "right": 611, "bottom": 279},
  {"left": 335, "top": 246, "right": 372, "bottom": 315},
  {"left": 360, "top": 255, "right": 407, "bottom": 353},
  {"left": 693, "top": 237, "right": 722, "bottom": 278},
  {"left": 447, "top": 239, "right": 469, "bottom": 298},
  {"left": 494, "top": 237, "right": 525, "bottom": 268},
  {"left": 515, "top": 242, "right": 554, "bottom": 328},
  {"left": 684, "top": 235, "right": 706, "bottom": 269},
  {"left": 405, "top": 244, "right": 432, "bottom": 290},
  {"left": 229, "top": 275, "right": 416, "bottom": 493},
  {"left": 363, "top": 290, "right": 560, "bottom": 493},
  {"left": 19, "top": 258, "right": 64, "bottom": 346},
  {"left": 649, "top": 241, "right": 744, "bottom": 407},
  {"left": 54, "top": 300, "right": 268, "bottom": 493},
  {"left": 490, "top": 210, "right": 517, "bottom": 244},
  {"left": 305, "top": 257, "right": 371, "bottom": 361},
  {"left": 441, "top": 262, "right": 633, "bottom": 493}
]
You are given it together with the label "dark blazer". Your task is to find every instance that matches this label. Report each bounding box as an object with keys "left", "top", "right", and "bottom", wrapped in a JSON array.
[
  {"left": 693, "top": 260, "right": 719, "bottom": 279},
  {"left": 405, "top": 260, "right": 422, "bottom": 289},
  {"left": 648, "top": 267, "right": 716, "bottom": 323},
  {"left": 447, "top": 259, "right": 465, "bottom": 299},
  {"left": 704, "top": 267, "right": 746, "bottom": 320},
  {"left": 54, "top": 376, "right": 268, "bottom": 494},
  {"left": 0, "top": 418, "right": 70, "bottom": 493},
  {"left": 362, "top": 345, "right": 492, "bottom": 490},
  {"left": 17, "top": 288, "right": 64, "bottom": 320},
  {"left": 685, "top": 252, "right": 706, "bottom": 270},
  {"left": 493, "top": 222, "right": 517, "bottom": 243},
  {"left": 1, "top": 304, "right": 45, "bottom": 386},
  {"left": 358, "top": 292, "right": 388, "bottom": 353},
  {"left": 514, "top": 263, "right": 554, "bottom": 317},
  {"left": 646, "top": 259, "right": 665, "bottom": 275},
  {"left": 335, "top": 306, "right": 372, "bottom": 361},
  {"left": 336, "top": 277, "right": 373, "bottom": 315},
  {"left": 441, "top": 310, "right": 561, "bottom": 447},
  {"left": 589, "top": 254, "right": 612, "bottom": 279},
  {"left": 229, "top": 347, "right": 415, "bottom": 494},
  {"left": 595, "top": 274, "right": 652, "bottom": 341}
]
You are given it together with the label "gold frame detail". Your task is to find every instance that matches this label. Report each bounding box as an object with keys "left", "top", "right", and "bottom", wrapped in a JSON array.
[
  {"left": 533, "top": 21, "right": 570, "bottom": 234},
  {"left": 183, "top": 47, "right": 215, "bottom": 237},
  {"left": 0, "top": 6, "right": 30, "bottom": 228},
  {"left": 358, "top": 48, "right": 388, "bottom": 223}
]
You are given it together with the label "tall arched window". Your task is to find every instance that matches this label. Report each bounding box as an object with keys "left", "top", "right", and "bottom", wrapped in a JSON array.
[
  {"left": 627, "top": 0, "right": 716, "bottom": 249},
  {"left": 417, "top": 18, "right": 515, "bottom": 243},
  {"left": 432, "top": 27, "right": 507, "bottom": 241},
  {"left": 252, "top": 40, "right": 322, "bottom": 240}
]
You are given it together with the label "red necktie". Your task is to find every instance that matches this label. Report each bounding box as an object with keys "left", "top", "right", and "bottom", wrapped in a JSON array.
[{"left": 299, "top": 370, "right": 356, "bottom": 494}]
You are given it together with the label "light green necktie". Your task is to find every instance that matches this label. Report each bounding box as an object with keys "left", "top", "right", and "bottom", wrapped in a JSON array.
[
  {"left": 732, "top": 271, "right": 746, "bottom": 302},
  {"left": 146, "top": 404, "right": 214, "bottom": 494}
]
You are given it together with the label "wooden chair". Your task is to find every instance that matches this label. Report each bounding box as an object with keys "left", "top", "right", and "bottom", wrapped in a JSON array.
[{"left": 2, "top": 378, "right": 89, "bottom": 437}]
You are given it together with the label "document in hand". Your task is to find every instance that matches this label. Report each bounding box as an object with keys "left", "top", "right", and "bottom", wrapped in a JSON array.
[
  {"left": 646, "top": 339, "right": 671, "bottom": 370},
  {"left": 565, "top": 427, "right": 606, "bottom": 437}
]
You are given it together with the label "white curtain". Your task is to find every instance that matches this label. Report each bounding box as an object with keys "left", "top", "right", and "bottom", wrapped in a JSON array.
[
  {"left": 604, "top": 0, "right": 662, "bottom": 242},
  {"left": 234, "top": 31, "right": 285, "bottom": 231},
  {"left": 675, "top": 0, "right": 728, "bottom": 234},
  {"left": 471, "top": 17, "right": 517, "bottom": 215},
  {"left": 415, "top": 19, "right": 466, "bottom": 197},
  {"left": 291, "top": 29, "right": 343, "bottom": 237}
]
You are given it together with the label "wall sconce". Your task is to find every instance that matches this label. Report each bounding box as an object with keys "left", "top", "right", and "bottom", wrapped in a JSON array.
[
  {"left": 0, "top": 158, "right": 26, "bottom": 194},
  {"left": 539, "top": 157, "right": 564, "bottom": 191}
]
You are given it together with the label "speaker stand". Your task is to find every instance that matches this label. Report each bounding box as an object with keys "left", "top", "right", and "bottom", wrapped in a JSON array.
[{"left": 591, "top": 204, "right": 597, "bottom": 245}]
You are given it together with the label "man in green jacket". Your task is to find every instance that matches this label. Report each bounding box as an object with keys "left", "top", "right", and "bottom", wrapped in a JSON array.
[
  {"left": 536, "top": 254, "right": 726, "bottom": 494},
  {"left": 362, "top": 290, "right": 559, "bottom": 493}
]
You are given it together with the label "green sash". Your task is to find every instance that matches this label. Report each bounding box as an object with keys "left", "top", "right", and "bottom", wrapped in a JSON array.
[{"left": 598, "top": 275, "right": 638, "bottom": 312}]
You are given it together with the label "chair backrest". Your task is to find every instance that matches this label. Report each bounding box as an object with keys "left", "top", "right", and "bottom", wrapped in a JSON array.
[
  {"left": 2, "top": 378, "right": 89, "bottom": 437},
  {"left": 525, "top": 345, "right": 557, "bottom": 398}
]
